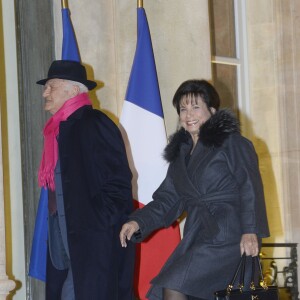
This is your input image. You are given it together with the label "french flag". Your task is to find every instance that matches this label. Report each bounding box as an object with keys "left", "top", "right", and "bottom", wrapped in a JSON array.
[{"left": 119, "top": 7, "right": 181, "bottom": 300}]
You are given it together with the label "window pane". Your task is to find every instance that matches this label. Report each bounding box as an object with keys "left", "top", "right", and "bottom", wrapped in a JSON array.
[
  {"left": 212, "top": 64, "right": 238, "bottom": 114},
  {"left": 209, "top": 0, "right": 236, "bottom": 58}
]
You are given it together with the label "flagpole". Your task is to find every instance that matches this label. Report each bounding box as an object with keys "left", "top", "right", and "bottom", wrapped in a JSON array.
[
  {"left": 61, "top": 0, "right": 68, "bottom": 9},
  {"left": 137, "top": 0, "right": 143, "bottom": 8}
]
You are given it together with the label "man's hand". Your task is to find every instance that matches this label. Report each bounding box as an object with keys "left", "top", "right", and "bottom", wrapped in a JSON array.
[
  {"left": 119, "top": 221, "right": 139, "bottom": 247},
  {"left": 240, "top": 233, "right": 259, "bottom": 256}
]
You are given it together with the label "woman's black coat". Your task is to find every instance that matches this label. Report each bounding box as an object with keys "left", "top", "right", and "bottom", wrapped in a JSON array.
[
  {"left": 58, "top": 105, "right": 134, "bottom": 300},
  {"left": 130, "top": 110, "right": 270, "bottom": 300}
]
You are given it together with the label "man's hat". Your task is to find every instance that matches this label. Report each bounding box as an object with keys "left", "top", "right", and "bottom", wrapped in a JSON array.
[{"left": 36, "top": 60, "right": 97, "bottom": 90}]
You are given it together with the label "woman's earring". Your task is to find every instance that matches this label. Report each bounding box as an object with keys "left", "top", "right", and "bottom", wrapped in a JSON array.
[{"left": 210, "top": 107, "right": 216, "bottom": 115}]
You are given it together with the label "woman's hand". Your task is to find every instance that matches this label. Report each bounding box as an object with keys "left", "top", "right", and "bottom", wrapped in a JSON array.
[
  {"left": 240, "top": 233, "right": 259, "bottom": 256},
  {"left": 119, "top": 221, "right": 140, "bottom": 247}
]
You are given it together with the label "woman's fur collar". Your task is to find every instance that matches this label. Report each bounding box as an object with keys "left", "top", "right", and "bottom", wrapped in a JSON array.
[{"left": 164, "top": 109, "right": 240, "bottom": 162}]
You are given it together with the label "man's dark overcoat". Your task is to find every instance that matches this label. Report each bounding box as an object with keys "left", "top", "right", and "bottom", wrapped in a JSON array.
[
  {"left": 130, "top": 110, "right": 270, "bottom": 300},
  {"left": 57, "top": 105, "right": 134, "bottom": 299}
]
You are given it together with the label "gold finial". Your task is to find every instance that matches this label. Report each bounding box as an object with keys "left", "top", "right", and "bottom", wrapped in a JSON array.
[
  {"left": 61, "top": 0, "right": 69, "bottom": 9},
  {"left": 138, "top": 0, "right": 143, "bottom": 8}
]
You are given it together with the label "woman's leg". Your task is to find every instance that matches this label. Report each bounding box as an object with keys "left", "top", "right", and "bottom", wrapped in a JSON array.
[{"left": 163, "top": 288, "right": 188, "bottom": 300}]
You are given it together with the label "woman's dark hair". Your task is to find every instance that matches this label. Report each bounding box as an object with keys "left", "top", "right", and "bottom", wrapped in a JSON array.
[{"left": 172, "top": 79, "right": 221, "bottom": 114}]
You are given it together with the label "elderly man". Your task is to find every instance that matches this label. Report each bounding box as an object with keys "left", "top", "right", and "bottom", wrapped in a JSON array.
[{"left": 34, "top": 60, "right": 135, "bottom": 299}]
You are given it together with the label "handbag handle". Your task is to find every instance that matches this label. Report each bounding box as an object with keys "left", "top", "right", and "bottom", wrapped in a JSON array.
[
  {"left": 226, "top": 253, "right": 246, "bottom": 294},
  {"left": 226, "top": 253, "right": 268, "bottom": 294},
  {"left": 255, "top": 255, "right": 268, "bottom": 290}
]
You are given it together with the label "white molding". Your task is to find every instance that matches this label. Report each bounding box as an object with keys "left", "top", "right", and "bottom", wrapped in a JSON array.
[
  {"left": 211, "top": 56, "right": 240, "bottom": 65},
  {"left": 236, "top": 0, "right": 251, "bottom": 118},
  {"left": 1, "top": 0, "right": 25, "bottom": 298}
]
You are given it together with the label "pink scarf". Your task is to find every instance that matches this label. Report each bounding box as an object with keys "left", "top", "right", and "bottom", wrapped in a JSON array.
[{"left": 38, "top": 92, "right": 92, "bottom": 190}]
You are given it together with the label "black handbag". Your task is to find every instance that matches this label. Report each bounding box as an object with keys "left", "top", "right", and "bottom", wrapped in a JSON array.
[{"left": 214, "top": 254, "right": 279, "bottom": 300}]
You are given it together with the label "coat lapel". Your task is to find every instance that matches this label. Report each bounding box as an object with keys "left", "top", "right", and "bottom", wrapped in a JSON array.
[
  {"left": 187, "top": 141, "right": 210, "bottom": 174},
  {"left": 174, "top": 141, "right": 211, "bottom": 199},
  {"left": 173, "top": 143, "right": 204, "bottom": 200}
]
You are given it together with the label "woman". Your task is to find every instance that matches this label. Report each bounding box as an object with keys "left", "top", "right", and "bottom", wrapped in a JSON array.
[{"left": 120, "top": 80, "right": 269, "bottom": 300}]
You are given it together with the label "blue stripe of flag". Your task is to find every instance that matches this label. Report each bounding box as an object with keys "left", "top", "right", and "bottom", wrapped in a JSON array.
[
  {"left": 125, "top": 8, "right": 164, "bottom": 118},
  {"left": 28, "top": 187, "right": 48, "bottom": 281},
  {"left": 62, "top": 8, "right": 81, "bottom": 62}
]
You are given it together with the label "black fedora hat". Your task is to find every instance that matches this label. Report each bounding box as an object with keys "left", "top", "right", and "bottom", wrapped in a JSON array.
[{"left": 36, "top": 60, "right": 97, "bottom": 90}]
